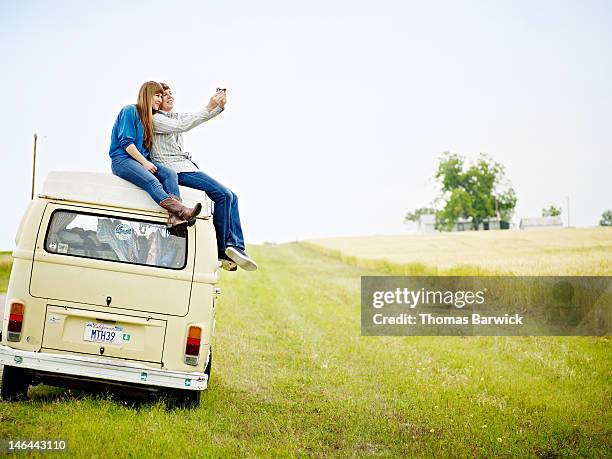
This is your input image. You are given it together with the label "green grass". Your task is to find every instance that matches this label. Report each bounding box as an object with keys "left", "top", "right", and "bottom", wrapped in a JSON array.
[
  {"left": 0, "top": 252, "right": 11, "bottom": 293},
  {"left": 1, "top": 243, "right": 610, "bottom": 457}
]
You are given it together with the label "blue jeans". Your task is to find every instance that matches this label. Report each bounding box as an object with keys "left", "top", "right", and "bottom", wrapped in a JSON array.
[
  {"left": 178, "top": 171, "right": 245, "bottom": 254},
  {"left": 111, "top": 156, "right": 180, "bottom": 204}
]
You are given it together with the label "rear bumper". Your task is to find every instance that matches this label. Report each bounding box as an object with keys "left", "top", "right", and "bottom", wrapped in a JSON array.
[{"left": 0, "top": 344, "right": 207, "bottom": 391}]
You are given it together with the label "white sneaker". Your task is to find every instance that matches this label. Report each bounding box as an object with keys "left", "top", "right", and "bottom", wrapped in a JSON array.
[{"left": 225, "top": 247, "right": 258, "bottom": 271}]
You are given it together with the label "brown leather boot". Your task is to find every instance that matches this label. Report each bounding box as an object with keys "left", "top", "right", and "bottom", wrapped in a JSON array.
[
  {"left": 168, "top": 196, "right": 198, "bottom": 227},
  {"left": 166, "top": 212, "right": 188, "bottom": 228},
  {"left": 160, "top": 195, "right": 188, "bottom": 228},
  {"left": 160, "top": 197, "right": 202, "bottom": 226},
  {"left": 165, "top": 196, "right": 188, "bottom": 227}
]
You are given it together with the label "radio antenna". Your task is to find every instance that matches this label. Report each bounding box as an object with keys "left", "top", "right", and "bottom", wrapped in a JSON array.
[{"left": 31, "top": 133, "right": 38, "bottom": 200}]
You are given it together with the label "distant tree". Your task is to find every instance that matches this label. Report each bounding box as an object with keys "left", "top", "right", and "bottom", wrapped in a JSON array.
[
  {"left": 433, "top": 152, "right": 517, "bottom": 231},
  {"left": 600, "top": 210, "right": 612, "bottom": 226},
  {"left": 435, "top": 189, "right": 473, "bottom": 231},
  {"left": 542, "top": 205, "right": 562, "bottom": 217},
  {"left": 404, "top": 207, "right": 436, "bottom": 223}
]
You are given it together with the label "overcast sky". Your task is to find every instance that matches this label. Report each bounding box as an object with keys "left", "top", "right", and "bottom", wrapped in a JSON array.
[{"left": 1, "top": 0, "right": 610, "bottom": 250}]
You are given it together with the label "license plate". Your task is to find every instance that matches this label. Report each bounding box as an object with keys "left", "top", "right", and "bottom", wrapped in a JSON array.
[{"left": 83, "top": 322, "right": 124, "bottom": 345}]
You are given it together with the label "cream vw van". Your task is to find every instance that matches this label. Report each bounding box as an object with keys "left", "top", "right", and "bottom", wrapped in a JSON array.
[{"left": 0, "top": 172, "right": 220, "bottom": 408}]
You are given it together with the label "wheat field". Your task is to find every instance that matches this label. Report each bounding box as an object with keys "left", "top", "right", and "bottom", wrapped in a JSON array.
[{"left": 307, "top": 227, "right": 612, "bottom": 275}]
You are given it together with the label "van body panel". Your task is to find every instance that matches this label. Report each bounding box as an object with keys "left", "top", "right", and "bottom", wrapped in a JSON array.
[
  {"left": 194, "top": 217, "right": 222, "bottom": 275},
  {"left": 161, "top": 282, "right": 215, "bottom": 373},
  {"left": 14, "top": 201, "right": 35, "bottom": 246},
  {"left": 42, "top": 305, "right": 166, "bottom": 363},
  {"left": 14, "top": 199, "right": 47, "bottom": 253},
  {"left": 2, "top": 259, "right": 45, "bottom": 353},
  {"left": 29, "top": 203, "right": 195, "bottom": 316}
]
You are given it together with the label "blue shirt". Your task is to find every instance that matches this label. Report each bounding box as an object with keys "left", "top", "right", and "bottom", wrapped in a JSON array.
[{"left": 109, "top": 105, "right": 150, "bottom": 160}]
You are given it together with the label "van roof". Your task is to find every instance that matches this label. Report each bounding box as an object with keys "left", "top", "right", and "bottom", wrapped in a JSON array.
[{"left": 40, "top": 171, "right": 212, "bottom": 216}]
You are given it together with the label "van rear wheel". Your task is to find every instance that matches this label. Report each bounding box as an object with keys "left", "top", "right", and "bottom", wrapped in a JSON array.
[
  {"left": 161, "top": 347, "right": 211, "bottom": 409},
  {"left": 0, "top": 365, "right": 32, "bottom": 401},
  {"left": 162, "top": 348, "right": 211, "bottom": 409},
  {"left": 204, "top": 347, "right": 212, "bottom": 380},
  {"left": 163, "top": 388, "right": 201, "bottom": 409}
]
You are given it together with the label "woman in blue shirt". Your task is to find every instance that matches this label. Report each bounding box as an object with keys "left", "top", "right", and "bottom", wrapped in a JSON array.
[{"left": 109, "top": 81, "right": 201, "bottom": 227}]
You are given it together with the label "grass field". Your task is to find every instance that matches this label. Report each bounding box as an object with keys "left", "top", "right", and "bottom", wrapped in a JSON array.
[
  {"left": 0, "top": 252, "right": 11, "bottom": 293},
  {"left": 1, "top": 238, "right": 611, "bottom": 457},
  {"left": 307, "top": 227, "right": 612, "bottom": 276}
]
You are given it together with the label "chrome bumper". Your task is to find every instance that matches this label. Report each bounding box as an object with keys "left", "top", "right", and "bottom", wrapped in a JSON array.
[{"left": 0, "top": 344, "right": 207, "bottom": 391}]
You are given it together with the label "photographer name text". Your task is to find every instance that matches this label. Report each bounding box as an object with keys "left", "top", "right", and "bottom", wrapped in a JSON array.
[{"left": 372, "top": 313, "right": 524, "bottom": 326}]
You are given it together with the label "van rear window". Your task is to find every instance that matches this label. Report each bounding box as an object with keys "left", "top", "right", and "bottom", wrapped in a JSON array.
[{"left": 44, "top": 210, "right": 187, "bottom": 269}]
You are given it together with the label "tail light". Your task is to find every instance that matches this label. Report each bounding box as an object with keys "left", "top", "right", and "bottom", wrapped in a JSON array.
[
  {"left": 7, "top": 302, "right": 25, "bottom": 342},
  {"left": 184, "top": 326, "right": 202, "bottom": 365}
]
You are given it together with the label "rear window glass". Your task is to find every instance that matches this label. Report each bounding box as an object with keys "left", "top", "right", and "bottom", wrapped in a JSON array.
[{"left": 44, "top": 210, "right": 187, "bottom": 269}]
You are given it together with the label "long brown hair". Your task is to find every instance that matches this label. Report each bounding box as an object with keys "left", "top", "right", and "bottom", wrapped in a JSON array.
[{"left": 136, "top": 81, "right": 163, "bottom": 150}]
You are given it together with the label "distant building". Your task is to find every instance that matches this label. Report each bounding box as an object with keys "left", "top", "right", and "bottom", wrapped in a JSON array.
[
  {"left": 454, "top": 217, "right": 474, "bottom": 231},
  {"left": 417, "top": 214, "right": 437, "bottom": 233},
  {"left": 519, "top": 216, "right": 563, "bottom": 229},
  {"left": 417, "top": 215, "right": 510, "bottom": 233},
  {"left": 455, "top": 217, "right": 510, "bottom": 231}
]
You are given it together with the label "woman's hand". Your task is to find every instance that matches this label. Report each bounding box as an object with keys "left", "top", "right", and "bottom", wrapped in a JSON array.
[
  {"left": 125, "top": 144, "right": 157, "bottom": 174},
  {"left": 143, "top": 161, "right": 157, "bottom": 174}
]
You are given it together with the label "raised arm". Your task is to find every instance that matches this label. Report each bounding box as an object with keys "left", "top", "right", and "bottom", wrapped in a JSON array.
[
  {"left": 153, "top": 106, "right": 223, "bottom": 134},
  {"left": 153, "top": 90, "right": 226, "bottom": 134}
]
